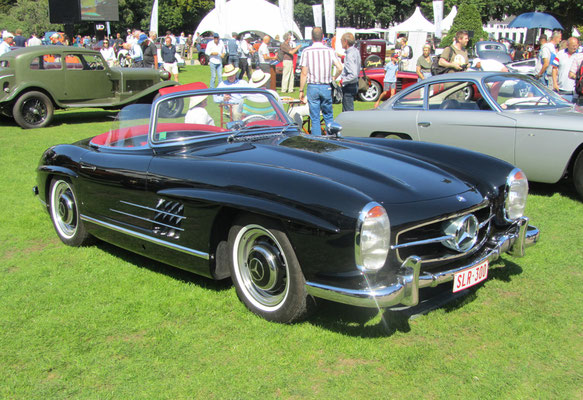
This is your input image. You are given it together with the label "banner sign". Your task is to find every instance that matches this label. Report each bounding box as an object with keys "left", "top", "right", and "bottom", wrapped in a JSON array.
[
  {"left": 312, "top": 4, "right": 322, "bottom": 28},
  {"left": 433, "top": 0, "right": 443, "bottom": 38},
  {"left": 323, "top": 0, "right": 335, "bottom": 34}
]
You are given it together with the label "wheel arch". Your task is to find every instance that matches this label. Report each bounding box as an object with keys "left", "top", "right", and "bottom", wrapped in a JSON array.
[
  {"left": 9, "top": 86, "right": 59, "bottom": 109},
  {"left": 370, "top": 131, "right": 413, "bottom": 140},
  {"left": 566, "top": 142, "right": 583, "bottom": 180},
  {"left": 158, "top": 188, "right": 342, "bottom": 280}
]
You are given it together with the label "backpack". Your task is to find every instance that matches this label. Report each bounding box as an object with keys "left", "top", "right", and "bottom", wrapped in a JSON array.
[
  {"left": 575, "top": 61, "right": 583, "bottom": 96},
  {"left": 431, "top": 45, "right": 454, "bottom": 75}
]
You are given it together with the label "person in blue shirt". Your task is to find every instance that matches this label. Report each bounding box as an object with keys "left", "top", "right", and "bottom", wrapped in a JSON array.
[{"left": 374, "top": 54, "right": 399, "bottom": 108}]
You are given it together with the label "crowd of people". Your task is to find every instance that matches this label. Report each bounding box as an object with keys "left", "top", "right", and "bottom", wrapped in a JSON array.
[{"left": 3, "top": 23, "right": 583, "bottom": 125}]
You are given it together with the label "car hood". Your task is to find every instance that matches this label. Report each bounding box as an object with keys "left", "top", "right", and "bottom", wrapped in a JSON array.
[
  {"left": 185, "top": 134, "right": 477, "bottom": 204},
  {"left": 512, "top": 106, "right": 583, "bottom": 131}
]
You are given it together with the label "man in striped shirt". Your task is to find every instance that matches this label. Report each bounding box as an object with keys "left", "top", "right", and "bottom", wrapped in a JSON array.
[{"left": 299, "top": 27, "right": 343, "bottom": 136}]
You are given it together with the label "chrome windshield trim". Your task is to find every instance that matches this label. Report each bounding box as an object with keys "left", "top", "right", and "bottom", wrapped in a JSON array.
[
  {"left": 81, "top": 215, "right": 208, "bottom": 259},
  {"left": 119, "top": 200, "right": 186, "bottom": 220},
  {"left": 110, "top": 209, "right": 185, "bottom": 231}
]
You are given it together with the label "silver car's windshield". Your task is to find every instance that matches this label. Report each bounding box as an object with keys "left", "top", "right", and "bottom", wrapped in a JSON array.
[{"left": 483, "top": 75, "right": 571, "bottom": 110}]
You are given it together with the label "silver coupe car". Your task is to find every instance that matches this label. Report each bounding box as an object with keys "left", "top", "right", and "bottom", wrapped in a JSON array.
[{"left": 336, "top": 72, "right": 583, "bottom": 198}]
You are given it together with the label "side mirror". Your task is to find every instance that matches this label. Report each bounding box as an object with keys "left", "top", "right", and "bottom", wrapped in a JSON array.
[{"left": 326, "top": 122, "right": 342, "bottom": 137}]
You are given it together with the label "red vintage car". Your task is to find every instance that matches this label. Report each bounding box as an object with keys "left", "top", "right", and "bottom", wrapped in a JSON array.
[
  {"left": 359, "top": 68, "right": 419, "bottom": 102},
  {"left": 355, "top": 40, "right": 418, "bottom": 102}
]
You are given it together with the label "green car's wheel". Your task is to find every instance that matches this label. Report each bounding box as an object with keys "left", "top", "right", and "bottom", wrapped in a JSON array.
[
  {"left": 228, "top": 215, "right": 311, "bottom": 323},
  {"left": 13, "top": 91, "right": 54, "bottom": 129},
  {"left": 49, "top": 179, "right": 92, "bottom": 247}
]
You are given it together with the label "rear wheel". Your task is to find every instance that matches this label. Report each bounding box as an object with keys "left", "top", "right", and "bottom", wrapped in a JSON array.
[
  {"left": 358, "top": 80, "right": 382, "bottom": 102},
  {"left": 49, "top": 179, "right": 92, "bottom": 246},
  {"left": 573, "top": 152, "right": 583, "bottom": 199},
  {"left": 12, "top": 91, "right": 54, "bottom": 129},
  {"left": 199, "top": 53, "right": 209, "bottom": 65},
  {"left": 228, "top": 215, "right": 310, "bottom": 323}
]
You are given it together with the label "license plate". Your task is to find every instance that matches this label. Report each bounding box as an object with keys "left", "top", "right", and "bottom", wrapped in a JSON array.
[{"left": 453, "top": 260, "right": 489, "bottom": 293}]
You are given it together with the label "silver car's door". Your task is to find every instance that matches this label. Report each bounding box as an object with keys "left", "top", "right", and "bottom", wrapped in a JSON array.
[{"left": 415, "top": 80, "right": 517, "bottom": 165}]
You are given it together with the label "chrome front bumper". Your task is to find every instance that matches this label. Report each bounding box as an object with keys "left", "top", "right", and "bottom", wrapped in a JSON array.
[{"left": 305, "top": 217, "right": 539, "bottom": 309}]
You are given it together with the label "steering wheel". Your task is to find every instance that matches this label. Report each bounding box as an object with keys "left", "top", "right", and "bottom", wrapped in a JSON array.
[{"left": 242, "top": 114, "right": 269, "bottom": 124}]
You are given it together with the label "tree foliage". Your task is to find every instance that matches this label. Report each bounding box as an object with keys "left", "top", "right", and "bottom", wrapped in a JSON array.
[
  {"left": 0, "top": 0, "right": 580, "bottom": 40},
  {"left": 439, "top": 1, "right": 488, "bottom": 48}
]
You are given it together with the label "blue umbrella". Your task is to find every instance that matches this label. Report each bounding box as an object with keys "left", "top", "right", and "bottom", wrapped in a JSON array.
[{"left": 508, "top": 12, "right": 563, "bottom": 30}]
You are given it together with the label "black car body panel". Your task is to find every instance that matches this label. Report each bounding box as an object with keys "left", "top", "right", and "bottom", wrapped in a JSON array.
[{"left": 35, "top": 86, "right": 539, "bottom": 322}]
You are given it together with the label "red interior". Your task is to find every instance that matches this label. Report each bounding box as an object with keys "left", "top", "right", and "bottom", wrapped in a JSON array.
[{"left": 91, "top": 123, "right": 228, "bottom": 147}]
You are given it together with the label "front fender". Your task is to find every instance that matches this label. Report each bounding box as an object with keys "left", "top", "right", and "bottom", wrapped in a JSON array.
[{"left": 158, "top": 188, "right": 340, "bottom": 233}]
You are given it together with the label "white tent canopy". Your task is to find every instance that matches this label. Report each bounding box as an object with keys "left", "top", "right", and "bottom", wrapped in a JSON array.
[
  {"left": 195, "top": 0, "right": 303, "bottom": 39},
  {"left": 441, "top": 6, "right": 457, "bottom": 32},
  {"left": 392, "top": 7, "right": 435, "bottom": 32}
]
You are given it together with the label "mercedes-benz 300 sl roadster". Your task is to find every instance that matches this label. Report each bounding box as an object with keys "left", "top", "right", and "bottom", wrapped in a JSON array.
[{"left": 34, "top": 85, "right": 539, "bottom": 323}]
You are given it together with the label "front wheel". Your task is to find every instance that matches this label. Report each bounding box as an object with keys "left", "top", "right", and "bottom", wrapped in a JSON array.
[
  {"left": 12, "top": 91, "right": 54, "bottom": 129},
  {"left": 358, "top": 80, "right": 382, "bottom": 102},
  {"left": 228, "top": 215, "right": 310, "bottom": 323},
  {"left": 49, "top": 179, "right": 92, "bottom": 246},
  {"left": 573, "top": 152, "right": 583, "bottom": 199}
]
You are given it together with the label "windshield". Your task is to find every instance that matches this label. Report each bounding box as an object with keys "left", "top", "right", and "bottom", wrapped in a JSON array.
[
  {"left": 483, "top": 75, "right": 571, "bottom": 110},
  {"left": 152, "top": 89, "right": 290, "bottom": 144}
]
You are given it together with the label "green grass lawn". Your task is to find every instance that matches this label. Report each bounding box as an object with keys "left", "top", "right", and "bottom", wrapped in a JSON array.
[{"left": 0, "top": 66, "right": 582, "bottom": 398}]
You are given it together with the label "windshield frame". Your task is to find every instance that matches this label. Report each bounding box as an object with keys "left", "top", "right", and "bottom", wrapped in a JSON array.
[
  {"left": 149, "top": 87, "right": 292, "bottom": 149},
  {"left": 481, "top": 74, "right": 572, "bottom": 112}
]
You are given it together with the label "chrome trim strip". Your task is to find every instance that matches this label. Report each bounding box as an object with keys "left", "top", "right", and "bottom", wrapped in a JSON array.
[
  {"left": 306, "top": 218, "right": 539, "bottom": 309},
  {"left": 110, "top": 209, "right": 185, "bottom": 231},
  {"left": 119, "top": 200, "right": 186, "bottom": 220},
  {"left": 81, "top": 214, "right": 208, "bottom": 259},
  {"left": 479, "top": 214, "right": 494, "bottom": 229},
  {"left": 391, "top": 234, "right": 454, "bottom": 250}
]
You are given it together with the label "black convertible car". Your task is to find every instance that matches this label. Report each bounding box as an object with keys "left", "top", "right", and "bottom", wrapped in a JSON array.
[{"left": 34, "top": 85, "right": 539, "bottom": 323}]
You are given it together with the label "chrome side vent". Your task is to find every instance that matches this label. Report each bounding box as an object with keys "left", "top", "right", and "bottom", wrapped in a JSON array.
[{"left": 153, "top": 199, "right": 185, "bottom": 239}]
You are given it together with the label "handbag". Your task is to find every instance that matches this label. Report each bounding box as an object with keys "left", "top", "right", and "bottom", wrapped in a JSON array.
[{"left": 358, "top": 64, "right": 370, "bottom": 92}]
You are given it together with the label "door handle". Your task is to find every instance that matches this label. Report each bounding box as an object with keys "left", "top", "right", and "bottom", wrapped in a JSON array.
[
  {"left": 79, "top": 162, "right": 96, "bottom": 171},
  {"left": 418, "top": 122, "right": 431, "bottom": 128}
]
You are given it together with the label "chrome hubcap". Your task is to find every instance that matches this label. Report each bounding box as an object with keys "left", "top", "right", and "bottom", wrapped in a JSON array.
[
  {"left": 234, "top": 225, "right": 289, "bottom": 310},
  {"left": 51, "top": 181, "right": 78, "bottom": 238}
]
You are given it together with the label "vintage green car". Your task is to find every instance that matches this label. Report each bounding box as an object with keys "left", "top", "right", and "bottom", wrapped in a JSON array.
[{"left": 0, "top": 46, "right": 177, "bottom": 129}]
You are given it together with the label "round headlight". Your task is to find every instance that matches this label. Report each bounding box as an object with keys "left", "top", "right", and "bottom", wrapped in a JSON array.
[
  {"left": 355, "top": 202, "right": 391, "bottom": 272},
  {"left": 159, "top": 70, "right": 171, "bottom": 81},
  {"left": 504, "top": 168, "right": 528, "bottom": 221}
]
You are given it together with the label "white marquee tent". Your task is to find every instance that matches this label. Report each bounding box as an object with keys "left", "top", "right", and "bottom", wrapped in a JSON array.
[
  {"left": 441, "top": 6, "right": 458, "bottom": 32},
  {"left": 194, "top": 0, "right": 303, "bottom": 39},
  {"left": 392, "top": 7, "right": 435, "bottom": 33}
]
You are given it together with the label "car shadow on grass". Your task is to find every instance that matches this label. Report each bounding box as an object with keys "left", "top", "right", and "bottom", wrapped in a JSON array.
[
  {"left": 52, "top": 110, "right": 120, "bottom": 126},
  {"left": 95, "top": 240, "right": 232, "bottom": 292},
  {"left": 308, "top": 258, "right": 523, "bottom": 338},
  {"left": 529, "top": 181, "right": 579, "bottom": 201}
]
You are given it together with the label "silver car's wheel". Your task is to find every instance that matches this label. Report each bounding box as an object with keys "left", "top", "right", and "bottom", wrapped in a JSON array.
[
  {"left": 49, "top": 179, "right": 92, "bottom": 246},
  {"left": 228, "top": 216, "right": 310, "bottom": 323},
  {"left": 574, "top": 152, "right": 583, "bottom": 200},
  {"left": 358, "top": 80, "right": 382, "bottom": 102}
]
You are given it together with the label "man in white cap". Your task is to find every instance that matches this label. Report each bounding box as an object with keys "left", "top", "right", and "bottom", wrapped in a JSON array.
[
  {"left": 0, "top": 32, "right": 14, "bottom": 56},
  {"left": 248, "top": 69, "right": 280, "bottom": 104},
  {"left": 238, "top": 33, "right": 254, "bottom": 80},
  {"left": 216, "top": 64, "right": 248, "bottom": 119}
]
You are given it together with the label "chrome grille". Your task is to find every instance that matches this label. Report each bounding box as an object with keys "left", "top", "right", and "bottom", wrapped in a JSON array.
[{"left": 393, "top": 203, "right": 492, "bottom": 266}]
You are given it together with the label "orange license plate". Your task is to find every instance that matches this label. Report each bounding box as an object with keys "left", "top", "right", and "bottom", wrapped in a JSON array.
[{"left": 453, "top": 260, "right": 489, "bottom": 293}]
